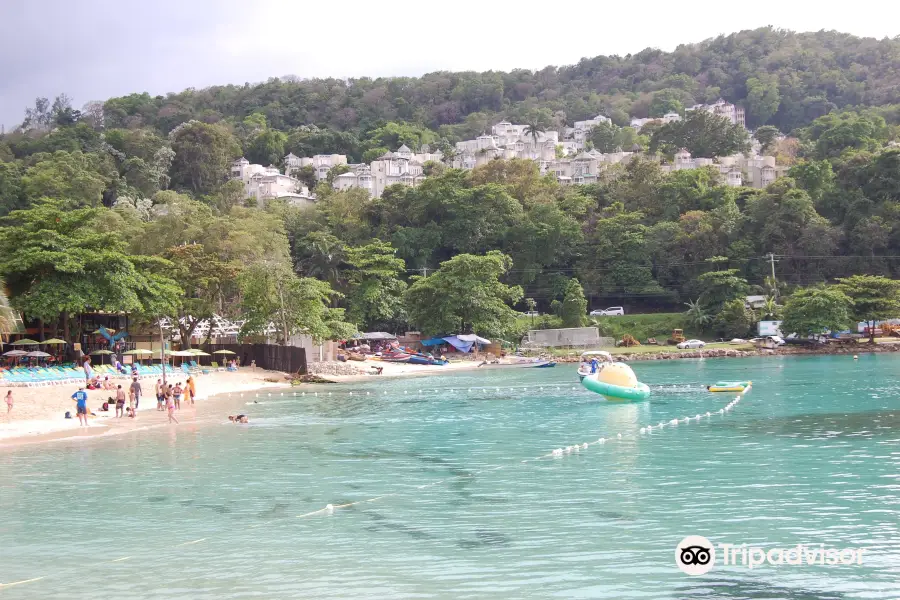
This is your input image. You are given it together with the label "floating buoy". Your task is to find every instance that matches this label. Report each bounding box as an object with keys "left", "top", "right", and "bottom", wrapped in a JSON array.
[
  {"left": 552, "top": 448, "right": 563, "bottom": 456},
  {"left": 705, "top": 412, "right": 710, "bottom": 417},
  {"left": 853, "top": 355, "right": 859, "bottom": 360},
  {"left": 325, "top": 504, "right": 334, "bottom": 514},
  {"left": 670, "top": 419, "right": 679, "bottom": 425},
  {"left": 640, "top": 428, "right": 646, "bottom": 434},
  {"left": 582, "top": 443, "right": 588, "bottom": 449},
  {"left": 598, "top": 438, "right": 605, "bottom": 444}
]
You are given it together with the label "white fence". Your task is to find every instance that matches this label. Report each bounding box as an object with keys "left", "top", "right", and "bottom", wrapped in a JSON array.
[{"left": 523, "top": 327, "right": 607, "bottom": 348}]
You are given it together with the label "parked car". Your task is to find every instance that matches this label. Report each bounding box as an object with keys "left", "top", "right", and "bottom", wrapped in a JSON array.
[
  {"left": 589, "top": 306, "right": 625, "bottom": 317},
  {"left": 522, "top": 311, "right": 540, "bottom": 317},
  {"left": 677, "top": 339, "right": 706, "bottom": 349}
]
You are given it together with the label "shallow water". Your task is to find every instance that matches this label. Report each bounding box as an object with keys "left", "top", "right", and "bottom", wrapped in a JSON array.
[{"left": 1, "top": 355, "right": 899, "bottom": 598}]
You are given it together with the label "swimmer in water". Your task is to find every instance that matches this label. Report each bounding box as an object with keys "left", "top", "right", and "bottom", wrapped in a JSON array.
[{"left": 228, "top": 415, "right": 249, "bottom": 423}]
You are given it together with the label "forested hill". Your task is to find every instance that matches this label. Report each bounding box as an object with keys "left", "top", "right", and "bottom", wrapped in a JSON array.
[{"left": 97, "top": 27, "right": 900, "bottom": 138}]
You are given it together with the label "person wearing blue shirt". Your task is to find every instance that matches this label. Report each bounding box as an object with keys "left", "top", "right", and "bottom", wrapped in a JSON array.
[{"left": 72, "top": 388, "right": 89, "bottom": 426}]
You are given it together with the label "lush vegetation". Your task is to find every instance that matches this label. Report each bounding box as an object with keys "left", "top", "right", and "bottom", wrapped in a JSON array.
[{"left": 3, "top": 27, "right": 900, "bottom": 343}]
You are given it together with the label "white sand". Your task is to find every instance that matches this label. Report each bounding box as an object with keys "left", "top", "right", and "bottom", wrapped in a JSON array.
[{"left": 0, "top": 367, "right": 289, "bottom": 444}]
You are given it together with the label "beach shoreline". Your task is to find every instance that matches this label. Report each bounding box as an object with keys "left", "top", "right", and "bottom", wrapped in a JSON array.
[
  {"left": 0, "top": 367, "right": 291, "bottom": 448},
  {"left": 0, "top": 359, "right": 490, "bottom": 447}
]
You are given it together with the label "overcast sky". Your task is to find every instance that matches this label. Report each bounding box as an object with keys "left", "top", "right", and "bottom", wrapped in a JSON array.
[{"left": 1, "top": 0, "right": 898, "bottom": 128}]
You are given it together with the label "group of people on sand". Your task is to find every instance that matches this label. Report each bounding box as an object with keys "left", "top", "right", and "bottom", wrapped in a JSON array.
[{"left": 67, "top": 375, "right": 197, "bottom": 426}]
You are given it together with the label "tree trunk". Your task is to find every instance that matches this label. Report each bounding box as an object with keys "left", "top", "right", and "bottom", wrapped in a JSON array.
[
  {"left": 62, "top": 312, "right": 70, "bottom": 342},
  {"left": 37, "top": 318, "right": 44, "bottom": 341},
  {"left": 159, "top": 320, "right": 167, "bottom": 385}
]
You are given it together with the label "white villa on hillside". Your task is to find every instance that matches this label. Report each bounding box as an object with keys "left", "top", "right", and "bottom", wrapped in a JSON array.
[
  {"left": 284, "top": 153, "right": 348, "bottom": 180},
  {"left": 660, "top": 150, "right": 786, "bottom": 188},
  {"left": 331, "top": 145, "right": 441, "bottom": 198},
  {"left": 230, "top": 158, "right": 314, "bottom": 207},
  {"left": 630, "top": 112, "right": 682, "bottom": 130},
  {"left": 686, "top": 99, "right": 746, "bottom": 127}
]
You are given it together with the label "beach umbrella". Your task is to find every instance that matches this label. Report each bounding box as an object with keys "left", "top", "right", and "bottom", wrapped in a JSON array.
[
  {"left": 212, "top": 350, "right": 236, "bottom": 355},
  {"left": 25, "top": 351, "right": 51, "bottom": 357},
  {"left": 41, "top": 338, "right": 67, "bottom": 345},
  {"left": 123, "top": 348, "right": 153, "bottom": 364},
  {"left": 11, "top": 338, "right": 40, "bottom": 346},
  {"left": 90, "top": 348, "right": 113, "bottom": 364},
  {"left": 2, "top": 350, "right": 27, "bottom": 357}
]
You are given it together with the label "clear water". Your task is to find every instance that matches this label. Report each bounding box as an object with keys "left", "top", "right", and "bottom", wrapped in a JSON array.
[{"left": 1, "top": 355, "right": 899, "bottom": 599}]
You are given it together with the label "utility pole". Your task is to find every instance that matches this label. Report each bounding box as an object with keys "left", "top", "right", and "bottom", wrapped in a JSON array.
[
  {"left": 766, "top": 253, "right": 779, "bottom": 300},
  {"left": 421, "top": 267, "right": 429, "bottom": 278}
]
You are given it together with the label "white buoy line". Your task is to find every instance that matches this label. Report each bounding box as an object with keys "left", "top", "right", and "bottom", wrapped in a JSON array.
[
  {"left": 545, "top": 385, "right": 750, "bottom": 460},
  {"left": 0, "top": 384, "right": 750, "bottom": 590}
]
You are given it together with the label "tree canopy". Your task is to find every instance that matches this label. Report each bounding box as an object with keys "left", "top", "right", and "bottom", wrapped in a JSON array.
[{"left": 404, "top": 252, "right": 523, "bottom": 336}]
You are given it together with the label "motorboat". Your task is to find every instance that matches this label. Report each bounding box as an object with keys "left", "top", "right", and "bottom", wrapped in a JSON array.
[{"left": 577, "top": 350, "right": 614, "bottom": 381}]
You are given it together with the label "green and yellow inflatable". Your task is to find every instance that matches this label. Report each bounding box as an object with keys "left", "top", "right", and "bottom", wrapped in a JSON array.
[{"left": 581, "top": 363, "right": 651, "bottom": 402}]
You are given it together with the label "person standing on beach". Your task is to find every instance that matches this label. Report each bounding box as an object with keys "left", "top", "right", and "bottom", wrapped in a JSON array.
[
  {"left": 186, "top": 376, "right": 196, "bottom": 405},
  {"left": 130, "top": 377, "right": 142, "bottom": 410},
  {"left": 72, "top": 388, "right": 89, "bottom": 426},
  {"left": 173, "top": 382, "right": 183, "bottom": 410},
  {"left": 155, "top": 379, "right": 164, "bottom": 411},
  {"left": 166, "top": 389, "right": 178, "bottom": 424},
  {"left": 115, "top": 385, "right": 126, "bottom": 418},
  {"left": 5, "top": 390, "right": 12, "bottom": 414},
  {"left": 83, "top": 356, "right": 93, "bottom": 385}
]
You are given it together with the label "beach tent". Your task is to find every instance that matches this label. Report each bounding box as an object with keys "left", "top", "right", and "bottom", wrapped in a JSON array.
[{"left": 420, "top": 334, "right": 491, "bottom": 353}]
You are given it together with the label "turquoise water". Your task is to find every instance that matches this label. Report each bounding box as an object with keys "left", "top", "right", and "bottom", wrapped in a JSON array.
[{"left": 1, "top": 355, "right": 899, "bottom": 598}]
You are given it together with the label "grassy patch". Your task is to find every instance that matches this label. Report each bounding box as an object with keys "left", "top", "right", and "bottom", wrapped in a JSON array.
[
  {"left": 590, "top": 312, "right": 700, "bottom": 343},
  {"left": 607, "top": 342, "right": 754, "bottom": 355}
]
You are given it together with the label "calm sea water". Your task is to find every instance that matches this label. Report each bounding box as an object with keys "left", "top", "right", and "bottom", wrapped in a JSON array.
[{"left": 1, "top": 355, "right": 899, "bottom": 599}]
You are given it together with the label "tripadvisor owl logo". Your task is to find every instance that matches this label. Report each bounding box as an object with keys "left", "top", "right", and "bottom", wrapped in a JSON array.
[
  {"left": 675, "top": 535, "right": 715, "bottom": 575},
  {"left": 675, "top": 536, "right": 866, "bottom": 574}
]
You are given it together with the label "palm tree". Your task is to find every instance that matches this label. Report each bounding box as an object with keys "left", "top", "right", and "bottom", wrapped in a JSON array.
[
  {"left": 760, "top": 296, "right": 781, "bottom": 320},
  {"left": 523, "top": 120, "right": 546, "bottom": 149},
  {"left": 683, "top": 298, "right": 711, "bottom": 331}
]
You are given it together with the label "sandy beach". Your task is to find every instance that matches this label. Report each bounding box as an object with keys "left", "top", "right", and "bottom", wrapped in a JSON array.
[
  {"left": 0, "top": 367, "right": 291, "bottom": 447},
  {"left": 0, "top": 359, "right": 488, "bottom": 447}
]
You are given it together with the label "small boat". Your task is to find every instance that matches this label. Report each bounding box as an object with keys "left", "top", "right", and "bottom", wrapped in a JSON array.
[
  {"left": 707, "top": 381, "right": 752, "bottom": 393},
  {"left": 478, "top": 359, "right": 556, "bottom": 369},
  {"left": 407, "top": 355, "right": 448, "bottom": 366},
  {"left": 347, "top": 352, "right": 367, "bottom": 362},
  {"left": 577, "top": 351, "right": 614, "bottom": 381}
]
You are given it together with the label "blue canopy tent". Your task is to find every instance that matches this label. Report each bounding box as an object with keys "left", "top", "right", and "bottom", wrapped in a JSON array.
[{"left": 420, "top": 334, "right": 491, "bottom": 353}]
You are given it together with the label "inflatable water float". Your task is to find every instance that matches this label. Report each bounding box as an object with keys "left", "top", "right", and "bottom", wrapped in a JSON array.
[
  {"left": 707, "top": 381, "right": 752, "bottom": 393},
  {"left": 581, "top": 363, "right": 651, "bottom": 402}
]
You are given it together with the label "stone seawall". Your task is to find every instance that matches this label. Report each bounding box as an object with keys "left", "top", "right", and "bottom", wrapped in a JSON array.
[{"left": 611, "top": 343, "right": 900, "bottom": 362}]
